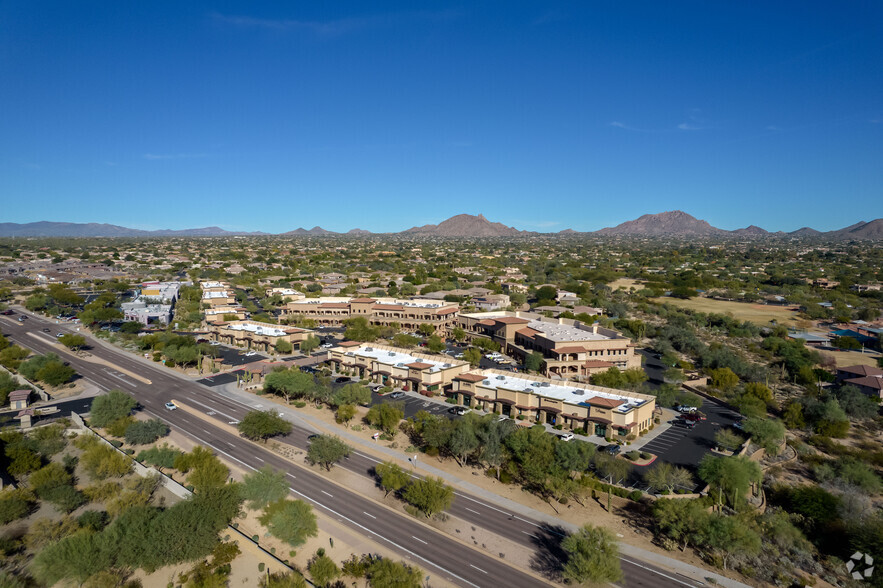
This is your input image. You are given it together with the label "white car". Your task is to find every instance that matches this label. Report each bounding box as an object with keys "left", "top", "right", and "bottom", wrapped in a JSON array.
[
  {"left": 559, "top": 433, "right": 575, "bottom": 442},
  {"left": 209, "top": 341, "right": 220, "bottom": 346},
  {"left": 320, "top": 343, "right": 333, "bottom": 348},
  {"left": 164, "top": 402, "right": 177, "bottom": 411},
  {"left": 245, "top": 351, "right": 257, "bottom": 357}
]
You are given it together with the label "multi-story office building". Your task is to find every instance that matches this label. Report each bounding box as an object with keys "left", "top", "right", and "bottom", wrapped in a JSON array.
[
  {"left": 458, "top": 311, "right": 639, "bottom": 380},
  {"left": 282, "top": 297, "right": 459, "bottom": 335}
]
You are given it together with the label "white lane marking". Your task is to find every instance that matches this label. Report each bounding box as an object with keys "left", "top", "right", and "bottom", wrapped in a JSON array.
[
  {"left": 227, "top": 442, "right": 236, "bottom": 448},
  {"left": 321, "top": 490, "right": 333, "bottom": 498},
  {"left": 185, "top": 397, "right": 239, "bottom": 421},
  {"left": 255, "top": 457, "right": 264, "bottom": 463},
  {"left": 354, "top": 451, "right": 382, "bottom": 464},
  {"left": 287, "top": 473, "right": 297, "bottom": 479},
  {"left": 521, "top": 531, "right": 537, "bottom": 538},
  {"left": 469, "top": 565, "right": 487, "bottom": 574},
  {"left": 412, "top": 535, "right": 427, "bottom": 544},
  {"left": 363, "top": 511, "right": 376, "bottom": 519},
  {"left": 465, "top": 507, "right": 480, "bottom": 515},
  {"left": 619, "top": 557, "right": 698, "bottom": 587}
]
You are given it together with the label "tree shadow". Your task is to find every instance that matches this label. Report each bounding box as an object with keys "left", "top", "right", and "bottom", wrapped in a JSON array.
[{"left": 528, "top": 524, "right": 568, "bottom": 580}]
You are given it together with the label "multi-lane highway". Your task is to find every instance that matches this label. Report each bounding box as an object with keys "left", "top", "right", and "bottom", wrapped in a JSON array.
[{"left": 2, "top": 310, "right": 709, "bottom": 588}]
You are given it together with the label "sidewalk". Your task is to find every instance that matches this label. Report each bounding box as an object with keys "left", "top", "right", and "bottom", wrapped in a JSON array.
[{"left": 213, "top": 381, "right": 747, "bottom": 588}]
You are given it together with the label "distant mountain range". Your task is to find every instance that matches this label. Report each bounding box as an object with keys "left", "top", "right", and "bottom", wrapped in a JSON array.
[{"left": 1, "top": 212, "right": 881, "bottom": 239}]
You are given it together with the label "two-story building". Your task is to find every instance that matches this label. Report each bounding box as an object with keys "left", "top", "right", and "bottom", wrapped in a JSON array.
[
  {"left": 450, "top": 369, "right": 656, "bottom": 438},
  {"left": 201, "top": 281, "right": 237, "bottom": 307},
  {"left": 458, "top": 311, "right": 639, "bottom": 380},
  {"left": 282, "top": 297, "right": 460, "bottom": 335},
  {"left": 208, "top": 320, "right": 314, "bottom": 352},
  {"left": 328, "top": 342, "right": 470, "bottom": 395}
]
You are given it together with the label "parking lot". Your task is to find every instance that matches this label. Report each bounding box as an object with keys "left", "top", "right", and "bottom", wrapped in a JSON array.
[{"left": 630, "top": 397, "right": 741, "bottom": 492}]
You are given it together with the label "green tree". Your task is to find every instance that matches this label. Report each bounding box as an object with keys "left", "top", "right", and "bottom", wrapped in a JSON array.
[
  {"left": 417, "top": 323, "right": 435, "bottom": 337},
  {"left": 308, "top": 553, "right": 340, "bottom": 588},
  {"left": 344, "top": 316, "right": 380, "bottom": 342},
  {"left": 306, "top": 435, "right": 351, "bottom": 471},
  {"left": 0, "top": 488, "right": 34, "bottom": 525},
  {"left": 524, "top": 351, "right": 545, "bottom": 373},
  {"left": 462, "top": 347, "right": 482, "bottom": 367},
  {"left": 335, "top": 403, "right": 357, "bottom": 427},
  {"left": 259, "top": 499, "right": 318, "bottom": 547},
  {"left": 300, "top": 335, "right": 320, "bottom": 355},
  {"left": 714, "top": 428, "right": 744, "bottom": 453},
  {"left": 274, "top": 339, "right": 293, "bottom": 354},
  {"left": 263, "top": 369, "right": 315, "bottom": 404},
  {"left": 365, "top": 402, "right": 404, "bottom": 435},
  {"left": 426, "top": 334, "right": 446, "bottom": 354},
  {"left": 240, "top": 466, "right": 289, "bottom": 510},
  {"left": 58, "top": 334, "right": 87, "bottom": 352},
  {"left": 644, "top": 462, "right": 694, "bottom": 494},
  {"left": 124, "top": 419, "right": 169, "bottom": 445},
  {"left": 136, "top": 444, "right": 182, "bottom": 472},
  {"left": 742, "top": 417, "right": 786, "bottom": 455},
  {"left": 446, "top": 417, "right": 479, "bottom": 467},
  {"left": 698, "top": 455, "right": 762, "bottom": 507},
  {"left": 782, "top": 400, "right": 805, "bottom": 429},
  {"left": 89, "top": 389, "right": 137, "bottom": 428},
  {"left": 332, "top": 383, "right": 371, "bottom": 407},
  {"left": 77, "top": 437, "right": 131, "bottom": 480},
  {"left": 699, "top": 514, "right": 761, "bottom": 570},
  {"left": 402, "top": 476, "right": 453, "bottom": 517},
  {"left": 393, "top": 333, "right": 420, "bottom": 348},
  {"left": 709, "top": 367, "right": 740, "bottom": 391},
  {"left": 367, "top": 559, "right": 422, "bottom": 588},
  {"left": 450, "top": 327, "right": 466, "bottom": 342},
  {"left": 652, "top": 498, "right": 709, "bottom": 551},
  {"left": 561, "top": 524, "right": 623, "bottom": 585},
  {"left": 238, "top": 410, "right": 293, "bottom": 442},
  {"left": 375, "top": 461, "right": 410, "bottom": 497},
  {"left": 30, "top": 462, "right": 72, "bottom": 496}
]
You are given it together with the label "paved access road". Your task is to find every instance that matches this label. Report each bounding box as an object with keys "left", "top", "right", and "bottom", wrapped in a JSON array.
[{"left": 2, "top": 310, "right": 707, "bottom": 588}]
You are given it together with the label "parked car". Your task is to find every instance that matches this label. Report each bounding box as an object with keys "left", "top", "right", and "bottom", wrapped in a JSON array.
[
  {"left": 559, "top": 432, "right": 575, "bottom": 442},
  {"left": 56, "top": 333, "right": 64, "bottom": 338},
  {"left": 335, "top": 376, "right": 350, "bottom": 383},
  {"left": 320, "top": 343, "right": 333, "bottom": 348},
  {"left": 245, "top": 351, "right": 257, "bottom": 357},
  {"left": 209, "top": 341, "right": 220, "bottom": 346},
  {"left": 448, "top": 406, "right": 470, "bottom": 416},
  {"left": 389, "top": 391, "right": 405, "bottom": 399},
  {"left": 603, "top": 444, "right": 621, "bottom": 455},
  {"left": 164, "top": 402, "right": 177, "bottom": 411}
]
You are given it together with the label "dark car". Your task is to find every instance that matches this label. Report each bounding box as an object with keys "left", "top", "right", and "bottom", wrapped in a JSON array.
[
  {"left": 0, "top": 309, "right": 14, "bottom": 315},
  {"left": 335, "top": 376, "right": 350, "bottom": 384},
  {"left": 603, "top": 444, "right": 621, "bottom": 455}
]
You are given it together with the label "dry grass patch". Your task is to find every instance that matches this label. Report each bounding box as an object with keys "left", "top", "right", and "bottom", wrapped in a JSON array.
[{"left": 650, "top": 297, "right": 801, "bottom": 327}]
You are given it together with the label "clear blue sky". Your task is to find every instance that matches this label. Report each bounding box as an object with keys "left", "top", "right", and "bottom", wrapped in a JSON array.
[{"left": 1, "top": 2, "right": 880, "bottom": 233}]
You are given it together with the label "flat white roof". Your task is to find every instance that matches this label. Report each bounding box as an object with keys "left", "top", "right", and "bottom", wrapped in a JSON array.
[
  {"left": 527, "top": 320, "right": 609, "bottom": 342},
  {"left": 201, "top": 281, "right": 228, "bottom": 289},
  {"left": 203, "top": 291, "right": 233, "bottom": 299},
  {"left": 225, "top": 323, "right": 289, "bottom": 337},
  {"left": 474, "top": 372, "right": 650, "bottom": 413},
  {"left": 350, "top": 346, "right": 461, "bottom": 373},
  {"left": 289, "top": 297, "right": 451, "bottom": 309}
]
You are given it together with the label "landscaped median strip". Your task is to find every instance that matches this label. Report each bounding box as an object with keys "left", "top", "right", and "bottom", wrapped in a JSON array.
[
  {"left": 168, "top": 400, "right": 557, "bottom": 587},
  {"left": 30, "top": 332, "right": 152, "bottom": 384}
]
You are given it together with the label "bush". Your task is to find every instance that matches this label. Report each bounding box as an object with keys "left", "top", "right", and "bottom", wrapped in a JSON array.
[
  {"left": 124, "top": 419, "right": 169, "bottom": 445},
  {"left": 628, "top": 490, "right": 644, "bottom": 501},
  {"left": 626, "top": 451, "right": 640, "bottom": 461}
]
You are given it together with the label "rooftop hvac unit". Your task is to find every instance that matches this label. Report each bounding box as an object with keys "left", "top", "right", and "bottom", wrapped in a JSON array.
[
  {"left": 523, "top": 387, "right": 534, "bottom": 393},
  {"left": 496, "top": 375, "right": 505, "bottom": 380},
  {"left": 483, "top": 380, "right": 491, "bottom": 385},
  {"left": 572, "top": 390, "right": 584, "bottom": 396},
  {"left": 388, "top": 352, "right": 395, "bottom": 356},
  {"left": 531, "top": 382, "right": 541, "bottom": 387},
  {"left": 442, "top": 363, "right": 451, "bottom": 368},
  {"left": 397, "top": 363, "right": 406, "bottom": 367},
  {"left": 541, "top": 382, "right": 550, "bottom": 387},
  {"left": 365, "top": 347, "right": 373, "bottom": 351}
]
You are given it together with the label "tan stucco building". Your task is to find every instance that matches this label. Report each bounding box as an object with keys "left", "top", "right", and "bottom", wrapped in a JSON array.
[
  {"left": 329, "top": 342, "right": 470, "bottom": 395},
  {"left": 209, "top": 320, "right": 314, "bottom": 352},
  {"left": 451, "top": 369, "right": 656, "bottom": 438},
  {"left": 201, "top": 281, "right": 237, "bottom": 307},
  {"left": 458, "top": 311, "right": 639, "bottom": 380},
  {"left": 282, "top": 297, "right": 459, "bottom": 335}
]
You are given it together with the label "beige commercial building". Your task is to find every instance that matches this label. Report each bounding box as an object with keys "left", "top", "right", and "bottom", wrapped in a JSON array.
[
  {"left": 329, "top": 342, "right": 470, "bottom": 395},
  {"left": 201, "top": 281, "right": 237, "bottom": 307},
  {"left": 282, "top": 297, "right": 459, "bottom": 335},
  {"left": 204, "top": 305, "right": 249, "bottom": 324},
  {"left": 209, "top": 320, "right": 314, "bottom": 352},
  {"left": 451, "top": 370, "right": 656, "bottom": 437},
  {"left": 458, "top": 311, "right": 639, "bottom": 380}
]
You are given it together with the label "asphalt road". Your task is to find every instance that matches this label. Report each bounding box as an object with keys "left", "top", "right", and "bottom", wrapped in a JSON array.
[{"left": 2, "top": 310, "right": 702, "bottom": 588}]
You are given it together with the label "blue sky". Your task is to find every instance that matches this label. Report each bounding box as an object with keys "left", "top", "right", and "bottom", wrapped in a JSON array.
[{"left": 1, "top": 1, "right": 880, "bottom": 233}]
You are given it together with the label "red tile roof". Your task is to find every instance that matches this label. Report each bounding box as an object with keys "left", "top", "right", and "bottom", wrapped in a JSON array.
[
  {"left": 516, "top": 327, "right": 541, "bottom": 338},
  {"left": 338, "top": 341, "right": 362, "bottom": 348},
  {"left": 583, "top": 360, "right": 614, "bottom": 368},
  {"left": 406, "top": 362, "right": 434, "bottom": 370},
  {"left": 554, "top": 346, "right": 587, "bottom": 354},
  {"left": 350, "top": 298, "right": 376, "bottom": 303},
  {"left": 455, "top": 373, "right": 486, "bottom": 383},
  {"left": 586, "top": 396, "right": 625, "bottom": 409},
  {"left": 8, "top": 389, "right": 30, "bottom": 401},
  {"left": 839, "top": 365, "right": 883, "bottom": 377},
  {"left": 845, "top": 376, "right": 883, "bottom": 390},
  {"left": 493, "top": 317, "right": 531, "bottom": 325}
]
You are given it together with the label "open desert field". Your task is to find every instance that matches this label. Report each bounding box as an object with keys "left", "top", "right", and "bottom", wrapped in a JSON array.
[{"left": 650, "top": 297, "right": 802, "bottom": 327}]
